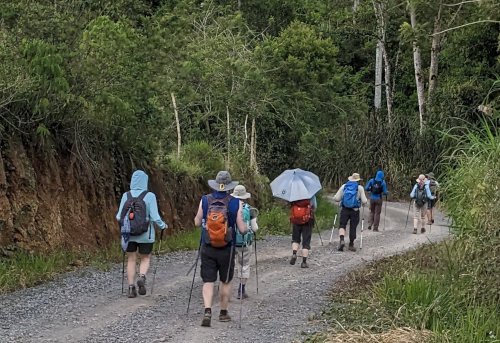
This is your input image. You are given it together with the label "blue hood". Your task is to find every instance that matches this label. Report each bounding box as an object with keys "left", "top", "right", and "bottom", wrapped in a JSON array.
[
  {"left": 375, "top": 170, "right": 384, "bottom": 182},
  {"left": 130, "top": 170, "right": 148, "bottom": 191}
]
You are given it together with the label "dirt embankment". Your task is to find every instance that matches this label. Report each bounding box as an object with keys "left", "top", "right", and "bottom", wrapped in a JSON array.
[{"left": 0, "top": 140, "right": 206, "bottom": 254}]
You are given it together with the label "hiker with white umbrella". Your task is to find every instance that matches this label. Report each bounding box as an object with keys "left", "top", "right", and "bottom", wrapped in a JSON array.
[{"left": 270, "top": 168, "right": 322, "bottom": 268}]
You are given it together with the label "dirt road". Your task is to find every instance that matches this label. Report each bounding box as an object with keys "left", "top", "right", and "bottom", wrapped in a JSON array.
[{"left": 0, "top": 201, "right": 449, "bottom": 343}]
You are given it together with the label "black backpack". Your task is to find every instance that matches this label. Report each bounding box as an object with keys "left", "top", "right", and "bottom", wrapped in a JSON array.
[
  {"left": 119, "top": 191, "right": 150, "bottom": 236},
  {"left": 415, "top": 184, "right": 427, "bottom": 207},
  {"left": 370, "top": 180, "right": 383, "bottom": 195}
]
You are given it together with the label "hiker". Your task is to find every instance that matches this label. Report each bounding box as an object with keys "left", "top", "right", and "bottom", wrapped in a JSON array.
[
  {"left": 116, "top": 170, "right": 167, "bottom": 298},
  {"left": 231, "top": 185, "right": 259, "bottom": 299},
  {"left": 194, "top": 171, "right": 247, "bottom": 327},
  {"left": 425, "top": 172, "right": 439, "bottom": 225},
  {"left": 410, "top": 174, "right": 434, "bottom": 234},
  {"left": 365, "top": 170, "right": 388, "bottom": 232},
  {"left": 333, "top": 173, "right": 368, "bottom": 251},
  {"left": 289, "top": 195, "right": 317, "bottom": 268}
]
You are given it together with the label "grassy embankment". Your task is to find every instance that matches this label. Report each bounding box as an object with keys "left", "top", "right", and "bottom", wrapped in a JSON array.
[{"left": 305, "top": 121, "right": 500, "bottom": 343}]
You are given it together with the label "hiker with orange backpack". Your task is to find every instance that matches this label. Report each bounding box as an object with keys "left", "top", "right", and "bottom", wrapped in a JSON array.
[
  {"left": 333, "top": 173, "right": 368, "bottom": 252},
  {"left": 289, "top": 195, "right": 317, "bottom": 268},
  {"left": 194, "top": 171, "right": 247, "bottom": 327}
]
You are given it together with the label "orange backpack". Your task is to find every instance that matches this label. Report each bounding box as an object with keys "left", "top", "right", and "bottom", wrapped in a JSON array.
[
  {"left": 290, "top": 199, "right": 313, "bottom": 225},
  {"left": 204, "top": 194, "right": 233, "bottom": 247}
]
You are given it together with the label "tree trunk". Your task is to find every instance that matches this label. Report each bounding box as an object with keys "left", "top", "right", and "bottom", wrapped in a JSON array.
[
  {"left": 250, "top": 117, "right": 257, "bottom": 171},
  {"left": 428, "top": 1, "right": 443, "bottom": 100},
  {"left": 409, "top": 3, "right": 426, "bottom": 134},
  {"left": 373, "top": 0, "right": 384, "bottom": 113},
  {"left": 244, "top": 114, "right": 248, "bottom": 153},
  {"left": 382, "top": 43, "right": 394, "bottom": 124},
  {"left": 170, "top": 92, "right": 181, "bottom": 158},
  {"left": 226, "top": 106, "right": 230, "bottom": 169}
]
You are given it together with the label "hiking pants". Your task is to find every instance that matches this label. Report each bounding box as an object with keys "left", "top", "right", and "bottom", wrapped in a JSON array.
[
  {"left": 339, "top": 207, "right": 359, "bottom": 243},
  {"left": 368, "top": 199, "right": 383, "bottom": 229},
  {"left": 235, "top": 245, "right": 253, "bottom": 279},
  {"left": 413, "top": 203, "right": 426, "bottom": 228}
]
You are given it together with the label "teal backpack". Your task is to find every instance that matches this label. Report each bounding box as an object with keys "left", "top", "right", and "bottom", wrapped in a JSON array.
[{"left": 235, "top": 203, "right": 253, "bottom": 246}]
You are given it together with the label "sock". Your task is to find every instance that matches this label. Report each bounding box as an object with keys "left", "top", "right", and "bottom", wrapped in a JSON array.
[
  {"left": 340, "top": 235, "right": 344, "bottom": 241},
  {"left": 292, "top": 250, "right": 297, "bottom": 256},
  {"left": 220, "top": 309, "right": 228, "bottom": 316},
  {"left": 205, "top": 308, "right": 211, "bottom": 314},
  {"left": 302, "top": 257, "right": 307, "bottom": 263}
]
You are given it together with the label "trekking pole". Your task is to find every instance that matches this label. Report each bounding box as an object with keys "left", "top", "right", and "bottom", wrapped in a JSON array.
[
  {"left": 314, "top": 221, "right": 324, "bottom": 246},
  {"left": 360, "top": 206, "right": 365, "bottom": 250},
  {"left": 404, "top": 199, "right": 413, "bottom": 231},
  {"left": 383, "top": 194, "right": 387, "bottom": 231},
  {"left": 239, "top": 247, "right": 244, "bottom": 329},
  {"left": 254, "top": 232, "right": 258, "bottom": 295},
  {"left": 121, "top": 251, "right": 125, "bottom": 294},
  {"left": 186, "top": 235, "right": 202, "bottom": 314},
  {"left": 150, "top": 229, "right": 164, "bottom": 296},
  {"left": 329, "top": 214, "right": 338, "bottom": 244},
  {"left": 430, "top": 207, "right": 433, "bottom": 234}
]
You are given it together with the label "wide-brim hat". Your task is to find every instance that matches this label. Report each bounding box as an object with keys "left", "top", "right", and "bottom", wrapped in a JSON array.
[
  {"left": 231, "top": 185, "right": 251, "bottom": 199},
  {"left": 425, "top": 172, "right": 435, "bottom": 180},
  {"left": 208, "top": 170, "right": 239, "bottom": 191},
  {"left": 348, "top": 173, "right": 362, "bottom": 182},
  {"left": 416, "top": 174, "right": 426, "bottom": 182}
]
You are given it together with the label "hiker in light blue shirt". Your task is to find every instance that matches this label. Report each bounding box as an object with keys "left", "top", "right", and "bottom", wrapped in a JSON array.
[
  {"left": 410, "top": 174, "right": 434, "bottom": 234},
  {"left": 425, "top": 172, "right": 439, "bottom": 225},
  {"left": 116, "top": 170, "right": 167, "bottom": 298}
]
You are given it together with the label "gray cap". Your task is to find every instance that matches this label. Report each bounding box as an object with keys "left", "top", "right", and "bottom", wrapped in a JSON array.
[
  {"left": 208, "top": 171, "right": 239, "bottom": 192},
  {"left": 425, "top": 172, "right": 435, "bottom": 180}
]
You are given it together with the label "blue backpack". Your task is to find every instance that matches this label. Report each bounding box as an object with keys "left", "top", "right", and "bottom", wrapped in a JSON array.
[
  {"left": 235, "top": 203, "right": 253, "bottom": 246},
  {"left": 342, "top": 181, "right": 361, "bottom": 208}
]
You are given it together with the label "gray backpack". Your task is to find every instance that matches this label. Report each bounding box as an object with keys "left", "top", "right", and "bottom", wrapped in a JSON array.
[{"left": 120, "top": 191, "right": 150, "bottom": 236}]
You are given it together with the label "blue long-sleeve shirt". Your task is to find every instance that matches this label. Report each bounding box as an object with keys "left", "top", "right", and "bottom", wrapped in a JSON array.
[
  {"left": 365, "top": 170, "right": 388, "bottom": 200},
  {"left": 410, "top": 183, "right": 434, "bottom": 200}
]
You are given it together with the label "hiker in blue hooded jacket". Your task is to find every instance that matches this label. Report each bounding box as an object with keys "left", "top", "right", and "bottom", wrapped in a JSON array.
[
  {"left": 365, "top": 170, "right": 388, "bottom": 232},
  {"left": 116, "top": 170, "right": 167, "bottom": 298},
  {"left": 333, "top": 173, "right": 368, "bottom": 251}
]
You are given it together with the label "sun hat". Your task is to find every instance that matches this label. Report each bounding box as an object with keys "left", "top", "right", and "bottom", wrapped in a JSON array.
[
  {"left": 231, "top": 185, "right": 251, "bottom": 199},
  {"left": 425, "top": 172, "right": 435, "bottom": 180},
  {"left": 416, "top": 174, "right": 426, "bottom": 183},
  {"left": 208, "top": 171, "right": 239, "bottom": 192},
  {"left": 348, "top": 173, "right": 362, "bottom": 182}
]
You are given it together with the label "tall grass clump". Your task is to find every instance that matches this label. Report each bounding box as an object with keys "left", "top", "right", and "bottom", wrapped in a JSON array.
[{"left": 165, "top": 141, "right": 224, "bottom": 179}]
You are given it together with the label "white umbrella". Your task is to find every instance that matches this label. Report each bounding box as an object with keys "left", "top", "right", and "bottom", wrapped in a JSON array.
[{"left": 270, "top": 168, "right": 322, "bottom": 202}]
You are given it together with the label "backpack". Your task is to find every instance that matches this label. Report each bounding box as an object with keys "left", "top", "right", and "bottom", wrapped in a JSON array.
[
  {"left": 370, "top": 180, "right": 383, "bottom": 195},
  {"left": 342, "top": 181, "right": 361, "bottom": 208},
  {"left": 290, "top": 199, "right": 313, "bottom": 225},
  {"left": 428, "top": 180, "right": 437, "bottom": 196},
  {"left": 204, "top": 194, "right": 233, "bottom": 247},
  {"left": 119, "top": 191, "right": 149, "bottom": 236},
  {"left": 235, "top": 203, "right": 253, "bottom": 246},
  {"left": 415, "top": 184, "right": 427, "bottom": 207}
]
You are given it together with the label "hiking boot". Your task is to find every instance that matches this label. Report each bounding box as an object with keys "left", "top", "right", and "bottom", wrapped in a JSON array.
[
  {"left": 338, "top": 239, "right": 345, "bottom": 252},
  {"left": 289, "top": 254, "right": 297, "bottom": 265},
  {"left": 137, "top": 274, "right": 147, "bottom": 295},
  {"left": 431, "top": 219, "right": 434, "bottom": 224},
  {"left": 219, "top": 312, "right": 231, "bottom": 322},
  {"left": 348, "top": 244, "right": 356, "bottom": 252},
  {"left": 201, "top": 312, "right": 212, "bottom": 327},
  {"left": 237, "top": 290, "right": 249, "bottom": 299},
  {"left": 421, "top": 227, "right": 426, "bottom": 233},
  {"left": 373, "top": 227, "right": 379, "bottom": 232},
  {"left": 367, "top": 225, "right": 372, "bottom": 230},
  {"left": 413, "top": 228, "right": 418, "bottom": 234},
  {"left": 127, "top": 285, "right": 137, "bottom": 298},
  {"left": 426, "top": 221, "right": 432, "bottom": 225},
  {"left": 301, "top": 261, "right": 309, "bottom": 268}
]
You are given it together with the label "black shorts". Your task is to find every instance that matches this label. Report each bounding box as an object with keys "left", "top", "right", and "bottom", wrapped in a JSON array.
[
  {"left": 200, "top": 244, "right": 235, "bottom": 283},
  {"left": 126, "top": 242, "right": 153, "bottom": 255},
  {"left": 427, "top": 199, "right": 435, "bottom": 209},
  {"left": 292, "top": 221, "right": 313, "bottom": 250}
]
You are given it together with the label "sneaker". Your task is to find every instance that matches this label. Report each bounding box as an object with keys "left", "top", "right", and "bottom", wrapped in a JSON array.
[
  {"left": 421, "top": 227, "right": 426, "bottom": 233},
  {"left": 373, "top": 227, "right": 379, "bottom": 232},
  {"left": 219, "top": 312, "right": 231, "bottom": 322},
  {"left": 137, "top": 274, "right": 147, "bottom": 295},
  {"left": 237, "top": 291, "right": 249, "bottom": 299},
  {"left": 431, "top": 219, "right": 434, "bottom": 224},
  {"left": 300, "top": 261, "right": 309, "bottom": 268},
  {"left": 127, "top": 285, "right": 137, "bottom": 298},
  {"left": 426, "top": 221, "right": 432, "bottom": 225},
  {"left": 348, "top": 244, "right": 356, "bottom": 252},
  {"left": 413, "top": 228, "right": 417, "bottom": 234},
  {"left": 367, "top": 225, "right": 372, "bottom": 230},
  {"left": 201, "top": 312, "right": 212, "bottom": 327},
  {"left": 289, "top": 254, "right": 297, "bottom": 265},
  {"left": 338, "top": 239, "right": 345, "bottom": 251}
]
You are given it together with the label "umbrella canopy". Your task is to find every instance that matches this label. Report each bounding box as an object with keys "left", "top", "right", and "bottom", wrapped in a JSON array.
[{"left": 270, "top": 168, "right": 322, "bottom": 202}]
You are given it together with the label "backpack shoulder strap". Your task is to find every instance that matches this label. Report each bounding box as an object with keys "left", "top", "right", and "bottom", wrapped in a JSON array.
[
  {"left": 138, "top": 190, "right": 149, "bottom": 201},
  {"left": 126, "top": 191, "right": 132, "bottom": 201}
]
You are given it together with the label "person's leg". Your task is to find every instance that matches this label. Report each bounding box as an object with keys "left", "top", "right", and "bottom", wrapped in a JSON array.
[
  {"left": 368, "top": 199, "right": 376, "bottom": 229},
  {"left": 420, "top": 206, "right": 427, "bottom": 233},
  {"left": 218, "top": 246, "right": 235, "bottom": 321},
  {"left": 200, "top": 245, "right": 217, "bottom": 326},
  {"left": 138, "top": 254, "right": 151, "bottom": 275},
  {"left": 373, "top": 199, "right": 383, "bottom": 231},
  {"left": 426, "top": 200, "right": 432, "bottom": 224},
  {"left": 413, "top": 202, "right": 418, "bottom": 233},
  {"left": 202, "top": 282, "right": 215, "bottom": 308},
  {"left": 338, "top": 208, "right": 349, "bottom": 251},
  {"left": 127, "top": 252, "right": 137, "bottom": 285},
  {"left": 290, "top": 225, "right": 301, "bottom": 264},
  {"left": 348, "top": 209, "right": 360, "bottom": 250},
  {"left": 301, "top": 223, "right": 312, "bottom": 267}
]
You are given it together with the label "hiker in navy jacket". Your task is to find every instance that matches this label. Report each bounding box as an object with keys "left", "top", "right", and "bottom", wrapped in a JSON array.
[{"left": 365, "top": 170, "right": 388, "bottom": 232}]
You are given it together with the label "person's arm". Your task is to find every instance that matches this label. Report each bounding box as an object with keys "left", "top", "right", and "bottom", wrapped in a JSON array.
[
  {"left": 365, "top": 179, "right": 372, "bottom": 191},
  {"left": 116, "top": 193, "right": 127, "bottom": 222},
  {"left": 311, "top": 195, "right": 317, "bottom": 211},
  {"left": 250, "top": 217, "right": 259, "bottom": 232},
  {"left": 358, "top": 185, "right": 368, "bottom": 205},
  {"left": 333, "top": 185, "right": 344, "bottom": 203},
  {"left": 236, "top": 201, "right": 247, "bottom": 234},
  {"left": 410, "top": 184, "right": 417, "bottom": 198},
  {"left": 425, "top": 184, "right": 434, "bottom": 200},
  {"left": 383, "top": 181, "right": 388, "bottom": 195},
  {"left": 194, "top": 199, "right": 203, "bottom": 227},
  {"left": 148, "top": 193, "right": 167, "bottom": 229}
]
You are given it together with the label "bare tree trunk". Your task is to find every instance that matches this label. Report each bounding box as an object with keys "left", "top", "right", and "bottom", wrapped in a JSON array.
[
  {"left": 373, "top": 0, "right": 383, "bottom": 113},
  {"left": 170, "top": 92, "right": 181, "bottom": 158},
  {"left": 226, "top": 106, "right": 230, "bottom": 169},
  {"left": 428, "top": 1, "right": 443, "bottom": 100},
  {"left": 353, "top": 0, "right": 360, "bottom": 23},
  {"left": 250, "top": 117, "right": 257, "bottom": 171},
  {"left": 382, "top": 44, "right": 394, "bottom": 123},
  {"left": 244, "top": 114, "right": 248, "bottom": 153},
  {"left": 409, "top": 3, "right": 426, "bottom": 134}
]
